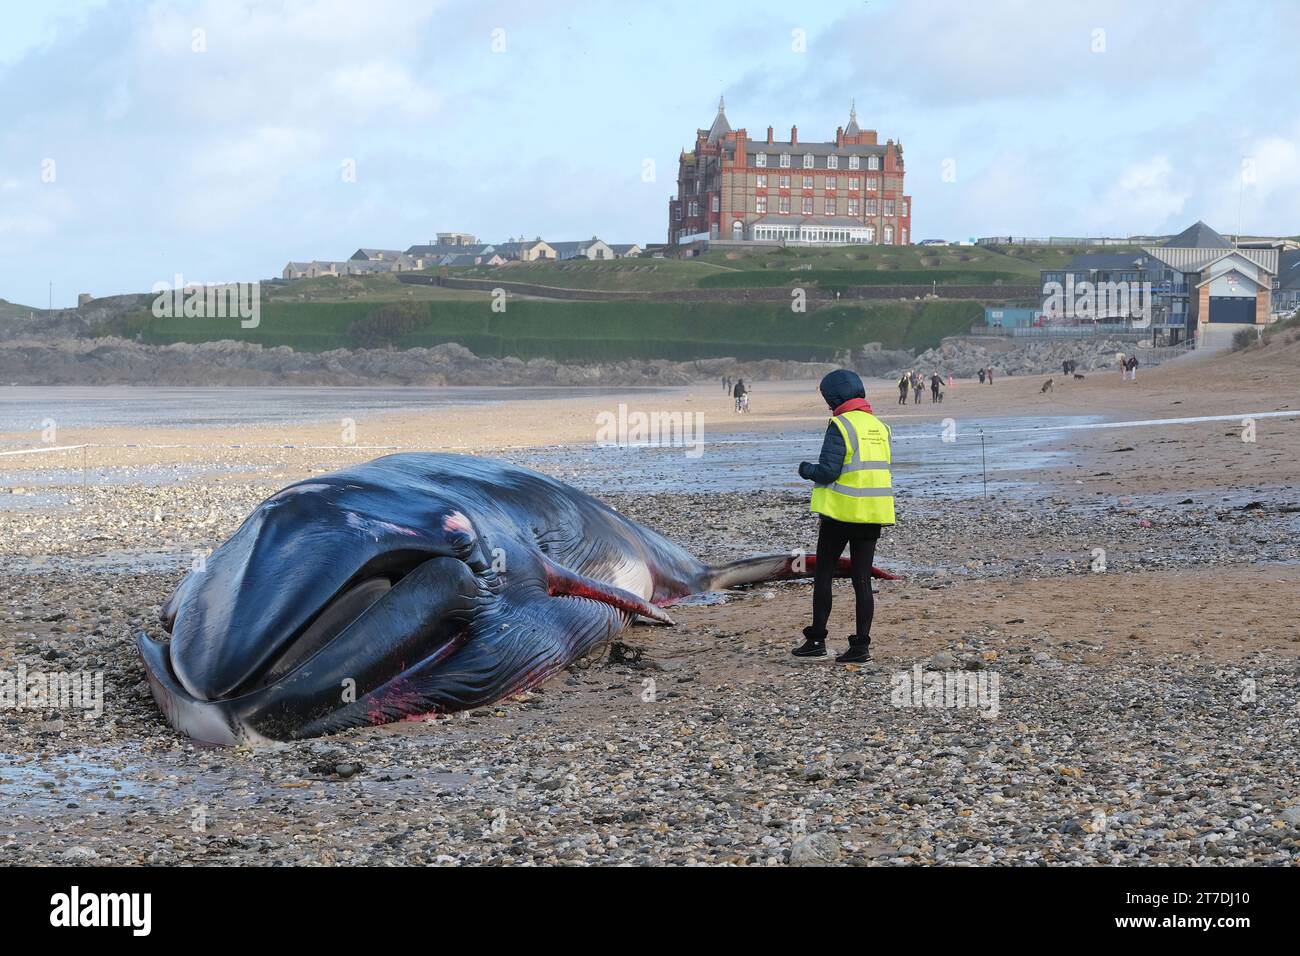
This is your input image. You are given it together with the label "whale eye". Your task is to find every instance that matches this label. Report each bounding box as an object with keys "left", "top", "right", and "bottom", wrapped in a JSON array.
[{"left": 442, "top": 511, "right": 474, "bottom": 536}]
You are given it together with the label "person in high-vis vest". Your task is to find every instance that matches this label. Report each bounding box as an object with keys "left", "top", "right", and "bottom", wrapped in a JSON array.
[{"left": 794, "top": 369, "right": 894, "bottom": 662}]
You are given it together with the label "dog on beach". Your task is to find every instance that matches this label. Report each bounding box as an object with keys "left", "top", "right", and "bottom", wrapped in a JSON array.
[
  {"left": 1073, "top": 373, "right": 1085, "bottom": 381},
  {"left": 1041, "top": 378, "right": 1053, "bottom": 393}
]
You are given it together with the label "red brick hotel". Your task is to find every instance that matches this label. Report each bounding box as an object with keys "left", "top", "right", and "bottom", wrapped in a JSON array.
[{"left": 669, "top": 98, "right": 911, "bottom": 247}]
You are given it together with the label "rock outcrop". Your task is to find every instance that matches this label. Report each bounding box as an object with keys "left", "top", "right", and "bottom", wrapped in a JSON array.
[
  {"left": 0, "top": 337, "right": 840, "bottom": 387},
  {"left": 892, "top": 336, "right": 1146, "bottom": 378}
]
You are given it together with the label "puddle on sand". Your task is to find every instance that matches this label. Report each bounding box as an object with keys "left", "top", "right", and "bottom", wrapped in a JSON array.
[
  {"left": 0, "top": 385, "right": 669, "bottom": 431},
  {"left": 514, "top": 414, "right": 1097, "bottom": 500},
  {"left": 0, "top": 751, "right": 153, "bottom": 809},
  {"left": 0, "top": 747, "right": 482, "bottom": 823}
]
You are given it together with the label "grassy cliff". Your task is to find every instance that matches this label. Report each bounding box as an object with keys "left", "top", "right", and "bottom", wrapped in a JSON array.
[{"left": 111, "top": 297, "right": 983, "bottom": 362}]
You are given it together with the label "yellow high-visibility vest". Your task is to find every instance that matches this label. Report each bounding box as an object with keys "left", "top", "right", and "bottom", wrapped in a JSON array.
[{"left": 809, "top": 409, "right": 895, "bottom": 524}]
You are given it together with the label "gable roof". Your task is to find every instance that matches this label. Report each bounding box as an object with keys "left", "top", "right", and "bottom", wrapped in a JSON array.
[
  {"left": 496, "top": 239, "right": 551, "bottom": 252},
  {"left": 405, "top": 243, "right": 493, "bottom": 258},
  {"left": 351, "top": 248, "right": 405, "bottom": 261},
  {"left": 844, "top": 100, "right": 860, "bottom": 136},
  {"left": 1164, "top": 221, "right": 1230, "bottom": 249},
  {"left": 705, "top": 96, "right": 731, "bottom": 144},
  {"left": 549, "top": 239, "right": 610, "bottom": 255},
  {"left": 1193, "top": 267, "right": 1267, "bottom": 290}
]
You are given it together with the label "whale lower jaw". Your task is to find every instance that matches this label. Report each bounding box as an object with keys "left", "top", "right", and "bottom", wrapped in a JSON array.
[{"left": 137, "top": 634, "right": 271, "bottom": 747}]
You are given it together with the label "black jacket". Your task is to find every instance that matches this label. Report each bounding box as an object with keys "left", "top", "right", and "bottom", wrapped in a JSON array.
[{"left": 798, "top": 369, "right": 864, "bottom": 485}]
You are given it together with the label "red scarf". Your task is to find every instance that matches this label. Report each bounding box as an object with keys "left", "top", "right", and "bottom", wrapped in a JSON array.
[{"left": 832, "top": 397, "right": 872, "bottom": 415}]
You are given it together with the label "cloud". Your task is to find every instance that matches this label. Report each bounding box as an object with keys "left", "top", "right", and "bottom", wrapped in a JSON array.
[{"left": 0, "top": 0, "right": 1297, "bottom": 307}]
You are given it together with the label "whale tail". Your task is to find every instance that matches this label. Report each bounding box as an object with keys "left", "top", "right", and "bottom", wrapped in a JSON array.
[{"left": 701, "top": 553, "right": 897, "bottom": 592}]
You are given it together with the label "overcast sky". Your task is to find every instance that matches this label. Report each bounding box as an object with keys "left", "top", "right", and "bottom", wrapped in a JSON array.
[{"left": 2, "top": 0, "right": 1298, "bottom": 308}]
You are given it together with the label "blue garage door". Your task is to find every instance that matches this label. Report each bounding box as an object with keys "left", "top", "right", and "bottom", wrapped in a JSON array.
[{"left": 1209, "top": 297, "right": 1255, "bottom": 323}]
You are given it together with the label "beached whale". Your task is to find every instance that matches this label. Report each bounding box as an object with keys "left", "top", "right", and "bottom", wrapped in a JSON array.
[{"left": 137, "top": 453, "right": 894, "bottom": 745}]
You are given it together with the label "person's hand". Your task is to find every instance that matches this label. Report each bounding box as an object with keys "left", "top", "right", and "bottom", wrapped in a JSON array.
[{"left": 798, "top": 462, "right": 814, "bottom": 480}]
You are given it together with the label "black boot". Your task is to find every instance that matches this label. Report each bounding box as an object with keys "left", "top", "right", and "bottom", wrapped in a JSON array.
[
  {"left": 792, "top": 626, "right": 827, "bottom": 658},
  {"left": 835, "top": 635, "right": 871, "bottom": 663}
]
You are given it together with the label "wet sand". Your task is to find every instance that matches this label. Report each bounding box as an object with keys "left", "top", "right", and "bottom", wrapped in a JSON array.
[{"left": 2, "top": 340, "right": 1299, "bottom": 865}]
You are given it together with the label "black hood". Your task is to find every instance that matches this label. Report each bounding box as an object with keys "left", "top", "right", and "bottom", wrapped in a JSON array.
[{"left": 818, "top": 369, "right": 865, "bottom": 409}]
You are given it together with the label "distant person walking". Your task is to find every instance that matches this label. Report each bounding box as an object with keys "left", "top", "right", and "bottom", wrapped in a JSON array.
[
  {"left": 912, "top": 371, "right": 924, "bottom": 404},
  {"left": 732, "top": 377, "right": 748, "bottom": 412},
  {"left": 1118, "top": 353, "right": 1127, "bottom": 380},
  {"left": 978, "top": 368, "right": 986, "bottom": 385},
  {"left": 1127, "top": 355, "right": 1139, "bottom": 381},
  {"left": 794, "top": 369, "right": 893, "bottom": 663},
  {"left": 930, "top": 372, "right": 942, "bottom": 403},
  {"left": 898, "top": 373, "right": 910, "bottom": 405},
  {"left": 986, "top": 367, "right": 994, "bottom": 384}
]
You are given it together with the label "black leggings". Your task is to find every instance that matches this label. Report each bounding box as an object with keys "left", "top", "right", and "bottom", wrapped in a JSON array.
[{"left": 810, "top": 516, "right": 878, "bottom": 641}]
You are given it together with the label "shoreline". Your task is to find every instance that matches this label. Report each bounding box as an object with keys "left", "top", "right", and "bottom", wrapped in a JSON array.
[{"left": 2, "top": 340, "right": 1300, "bottom": 865}]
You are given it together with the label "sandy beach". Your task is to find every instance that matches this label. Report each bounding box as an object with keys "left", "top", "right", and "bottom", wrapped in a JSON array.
[{"left": 2, "top": 338, "right": 1299, "bottom": 865}]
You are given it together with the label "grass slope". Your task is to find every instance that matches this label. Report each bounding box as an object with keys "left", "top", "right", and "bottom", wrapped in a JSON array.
[
  {"left": 111, "top": 298, "right": 983, "bottom": 362},
  {"left": 0, "top": 299, "right": 43, "bottom": 320},
  {"left": 443, "top": 243, "right": 1125, "bottom": 294}
]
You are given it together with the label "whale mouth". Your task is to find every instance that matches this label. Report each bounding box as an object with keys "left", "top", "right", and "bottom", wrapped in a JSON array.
[
  {"left": 140, "top": 552, "right": 485, "bottom": 744},
  {"left": 235, "top": 549, "right": 446, "bottom": 696},
  {"left": 164, "top": 549, "right": 457, "bottom": 699}
]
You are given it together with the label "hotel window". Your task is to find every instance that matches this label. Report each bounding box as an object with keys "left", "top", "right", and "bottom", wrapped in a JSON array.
[
  {"left": 689, "top": 200, "right": 698, "bottom": 217},
  {"left": 756, "top": 174, "right": 767, "bottom": 188},
  {"left": 884, "top": 200, "right": 894, "bottom": 217},
  {"left": 865, "top": 226, "right": 875, "bottom": 242},
  {"left": 849, "top": 177, "right": 860, "bottom": 190},
  {"left": 825, "top": 198, "right": 836, "bottom": 216},
  {"left": 712, "top": 195, "right": 719, "bottom": 213},
  {"left": 827, "top": 155, "right": 838, "bottom": 170},
  {"left": 802, "top": 197, "right": 813, "bottom": 215},
  {"left": 826, "top": 176, "right": 837, "bottom": 190},
  {"left": 802, "top": 175, "right": 813, "bottom": 189},
  {"left": 779, "top": 174, "right": 790, "bottom": 188},
  {"left": 755, "top": 153, "right": 767, "bottom": 168},
  {"left": 900, "top": 200, "right": 908, "bottom": 217},
  {"left": 847, "top": 198, "right": 859, "bottom": 216},
  {"left": 866, "top": 176, "right": 878, "bottom": 190},
  {"left": 868, "top": 155, "right": 880, "bottom": 170},
  {"left": 866, "top": 199, "right": 877, "bottom": 215},
  {"left": 901, "top": 228, "right": 908, "bottom": 244},
  {"left": 802, "top": 153, "right": 814, "bottom": 169},
  {"left": 884, "top": 224, "right": 894, "bottom": 243},
  {"left": 779, "top": 153, "right": 791, "bottom": 167},
  {"left": 848, "top": 155, "right": 860, "bottom": 170},
  {"left": 778, "top": 196, "right": 791, "bottom": 214},
  {"left": 756, "top": 196, "right": 767, "bottom": 214}
]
